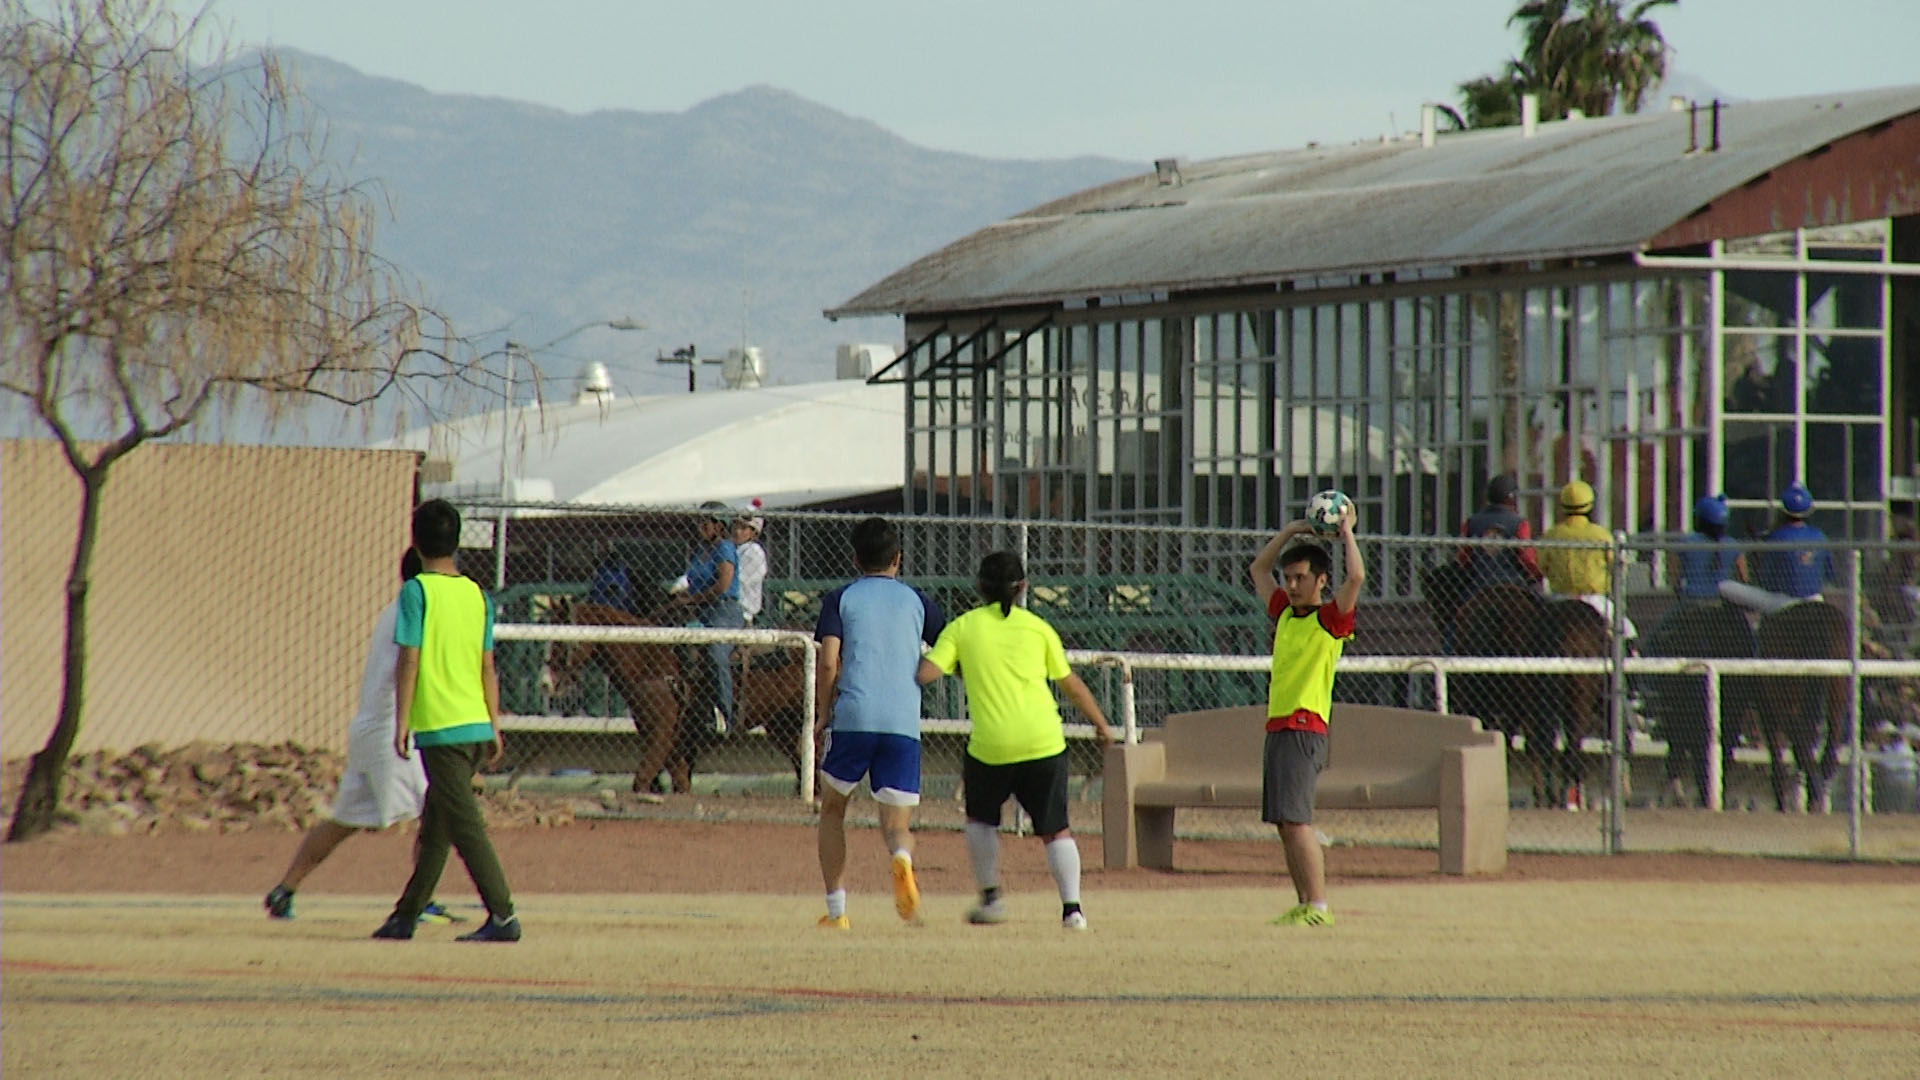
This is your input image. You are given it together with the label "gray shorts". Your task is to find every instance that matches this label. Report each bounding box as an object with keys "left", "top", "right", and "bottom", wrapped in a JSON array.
[{"left": 1262, "top": 729, "right": 1328, "bottom": 826}]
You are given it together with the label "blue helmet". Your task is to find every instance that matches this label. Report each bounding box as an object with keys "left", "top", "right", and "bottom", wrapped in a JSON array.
[
  {"left": 1780, "top": 482, "right": 1813, "bottom": 517},
  {"left": 1692, "top": 494, "right": 1728, "bottom": 526}
]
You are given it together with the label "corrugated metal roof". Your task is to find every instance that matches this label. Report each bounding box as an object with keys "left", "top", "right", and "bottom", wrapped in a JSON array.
[{"left": 829, "top": 87, "right": 1920, "bottom": 318}]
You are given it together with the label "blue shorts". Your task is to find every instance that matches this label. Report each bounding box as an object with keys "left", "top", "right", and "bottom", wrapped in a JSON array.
[{"left": 819, "top": 731, "right": 921, "bottom": 806}]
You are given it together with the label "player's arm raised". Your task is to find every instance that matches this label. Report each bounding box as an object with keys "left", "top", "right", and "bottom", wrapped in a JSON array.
[
  {"left": 1334, "top": 503, "right": 1365, "bottom": 615},
  {"left": 1251, "top": 520, "right": 1313, "bottom": 609}
]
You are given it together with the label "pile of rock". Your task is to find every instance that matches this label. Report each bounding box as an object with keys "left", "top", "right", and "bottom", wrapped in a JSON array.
[{"left": 0, "top": 742, "right": 577, "bottom": 836}]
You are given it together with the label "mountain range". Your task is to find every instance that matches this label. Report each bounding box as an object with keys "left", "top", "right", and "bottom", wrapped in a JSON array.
[{"left": 279, "top": 50, "right": 1138, "bottom": 396}]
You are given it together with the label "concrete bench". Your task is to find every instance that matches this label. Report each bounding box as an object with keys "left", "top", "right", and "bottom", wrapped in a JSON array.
[{"left": 1102, "top": 703, "right": 1508, "bottom": 875}]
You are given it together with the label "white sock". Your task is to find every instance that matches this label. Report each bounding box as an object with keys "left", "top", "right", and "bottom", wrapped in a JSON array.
[
  {"left": 1044, "top": 836, "right": 1082, "bottom": 904},
  {"left": 891, "top": 849, "right": 911, "bottom": 867},
  {"left": 825, "top": 889, "right": 847, "bottom": 919},
  {"left": 1310, "top": 900, "right": 1330, "bottom": 913},
  {"left": 965, "top": 822, "right": 1000, "bottom": 894}
]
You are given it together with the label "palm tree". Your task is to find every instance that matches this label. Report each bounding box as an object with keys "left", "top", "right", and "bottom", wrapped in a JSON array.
[{"left": 1456, "top": 0, "right": 1677, "bottom": 127}]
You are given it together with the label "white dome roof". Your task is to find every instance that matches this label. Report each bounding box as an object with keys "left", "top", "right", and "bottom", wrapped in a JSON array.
[{"left": 383, "top": 379, "right": 902, "bottom": 509}]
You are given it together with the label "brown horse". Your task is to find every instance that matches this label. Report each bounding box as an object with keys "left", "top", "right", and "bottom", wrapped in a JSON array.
[
  {"left": 1753, "top": 601, "right": 1852, "bottom": 813},
  {"left": 1422, "top": 563, "right": 1615, "bottom": 808},
  {"left": 547, "top": 596, "right": 691, "bottom": 793},
  {"left": 549, "top": 596, "right": 816, "bottom": 795},
  {"left": 1535, "top": 597, "right": 1612, "bottom": 811},
  {"left": 1640, "top": 600, "right": 1757, "bottom": 809}
]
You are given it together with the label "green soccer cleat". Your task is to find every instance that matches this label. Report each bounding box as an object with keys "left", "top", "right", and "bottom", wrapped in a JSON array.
[
  {"left": 417, "top": 901, "right": 464, "bottom": 925},
  {"left": 1271, "top": 904, "right": 1334, "bottom": 927}
]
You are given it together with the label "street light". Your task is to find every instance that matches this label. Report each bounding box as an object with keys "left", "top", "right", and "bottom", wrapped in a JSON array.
[{"left": 495, "top": 316, "right": 645, "bottom": 589}]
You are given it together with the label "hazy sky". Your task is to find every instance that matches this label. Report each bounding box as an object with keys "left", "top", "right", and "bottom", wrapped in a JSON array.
[{"left": 190, "top": 0, "right": 1920, "bottom": 163}]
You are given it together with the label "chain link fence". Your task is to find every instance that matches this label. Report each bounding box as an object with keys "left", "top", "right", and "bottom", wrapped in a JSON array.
[{"left": 459, "top": 499, "right": 1920, "bottom": 858}]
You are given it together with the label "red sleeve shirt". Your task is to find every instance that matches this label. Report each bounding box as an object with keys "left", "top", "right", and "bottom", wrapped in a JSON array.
[{"left": 1266, "top": 593, "right": 1357, "bottom": 636}]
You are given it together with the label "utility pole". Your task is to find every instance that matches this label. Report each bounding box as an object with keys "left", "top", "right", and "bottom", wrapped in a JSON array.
[{"left": 656, "top": 344, "right": 723, "bottom": 393}]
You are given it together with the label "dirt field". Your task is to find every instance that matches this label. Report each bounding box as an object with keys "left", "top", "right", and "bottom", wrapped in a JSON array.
[{"left": 4, "top": 816, "right": 1919, "bottom": 1078}]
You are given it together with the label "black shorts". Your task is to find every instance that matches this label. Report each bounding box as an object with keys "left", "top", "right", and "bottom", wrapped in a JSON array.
[
  {"left": 963, "top": 750, "right": 1071, "bottom": 836},
  {"left": 1262, "top": 729, "right": 1328, "bottom": 826}
]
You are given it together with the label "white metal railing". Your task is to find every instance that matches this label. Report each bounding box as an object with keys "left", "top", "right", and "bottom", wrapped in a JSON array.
[{"left": 492, "top": 623, "right": 1920, "bottom": 838}]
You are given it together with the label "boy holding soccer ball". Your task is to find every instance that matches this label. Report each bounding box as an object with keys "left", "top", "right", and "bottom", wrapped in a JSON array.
[{"left": 1248, "top": 496, "right": 1363, "bottom": 926}]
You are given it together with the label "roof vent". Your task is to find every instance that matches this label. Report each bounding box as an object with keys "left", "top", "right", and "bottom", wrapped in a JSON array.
[
  {"left": 722, "top": 346, "right": 766, "bottom": 390},
  {"left": 575, "top": 361, "right": 615, "bottom": 405},
  {"left": 1153, "top": 157, "right": 1182, "bottom": 186}
]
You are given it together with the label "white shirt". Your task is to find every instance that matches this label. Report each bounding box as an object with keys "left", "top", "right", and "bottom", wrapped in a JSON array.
[
  {"left": 736, "top": 541, "right": 768, "bottom": 620},
  {"left": 347, "top": 600, "right": 401, "bottom": 738}
]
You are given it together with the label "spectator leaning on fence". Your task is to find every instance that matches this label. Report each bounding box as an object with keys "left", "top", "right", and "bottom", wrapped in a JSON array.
[
  {"left": 264, "top": 550, "right": 457, "bottom": 926},
  {"left": 375, "top": 499, "right": 520, "bottom": 943},
  {"left": 917, "top": 551, "right": 1116, "bottom": 931},
  {"left": 1248, "top": 506, "right": 1362, "bottom": 928},
  {"left": 1720, "top": 481, "right": 1837, "bottom": 615},
  {"left": 812, "top": 516, "right": 946, "bottom": 930},
  {"left": 1673, "top": 494, "right": 1745, "bottom": 603},
  {"left": 673, "top": 500, "right": 745, "bottom": 735},
  {"left": 1541, "top": 479, "right": 1636, "bottom": 640},
  {"left": 732, "top": 513, "right": 768, "bottom": 625}
]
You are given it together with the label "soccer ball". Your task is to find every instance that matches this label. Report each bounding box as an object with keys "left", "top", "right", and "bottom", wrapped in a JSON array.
[{"left": 1305, "top": 489, "right": 1352, "bottom": 535}]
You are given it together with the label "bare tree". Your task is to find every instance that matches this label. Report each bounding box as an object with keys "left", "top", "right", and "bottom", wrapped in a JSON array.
[{"left": 1, "top": 0, "right": 476, "bottom": 840}]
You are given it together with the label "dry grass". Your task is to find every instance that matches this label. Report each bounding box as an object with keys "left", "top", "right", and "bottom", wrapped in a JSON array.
[{"left": 5, "top": 882, "right": 1918, "bottom": 1079}]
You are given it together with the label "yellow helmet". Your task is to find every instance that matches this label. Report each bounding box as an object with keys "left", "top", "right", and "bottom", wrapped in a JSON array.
[{"left": 1559, "top": 480, "right": 1595, "bottom": 516}]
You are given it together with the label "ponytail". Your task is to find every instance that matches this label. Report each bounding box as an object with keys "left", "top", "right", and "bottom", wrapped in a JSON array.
[{"left": 975, "top": 551, "right": 1025, "bottom": 616}]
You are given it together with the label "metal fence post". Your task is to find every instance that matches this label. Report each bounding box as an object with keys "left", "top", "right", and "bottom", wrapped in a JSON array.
[
  {"left": 1848, "top": 552, "right": 1863, "bottom": 858},
  {"left": 800, "top": 635, "right": 817, "bottom": 805},
  {"left": 1701, "top": 662, "right": 1724, "bottom": 812},
  {"left": 1119, "top": 658, "right": 1138, "bottom": 744},
  {"left": 1608, "top": 531, "right": 1629, "bottom": 854}
]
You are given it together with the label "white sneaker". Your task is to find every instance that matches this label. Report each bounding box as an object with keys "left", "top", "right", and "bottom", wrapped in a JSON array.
[
  {"left": 1062, "top": 910, "right": 1088, "bottom": 931},
  {"left": 965, "top": 899, "right": 1008, "bottom": 925}
]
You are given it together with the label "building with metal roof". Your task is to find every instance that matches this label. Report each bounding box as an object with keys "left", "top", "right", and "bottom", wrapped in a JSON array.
[{"left": 830, "top": 87, "right": 1920, "bottom": 582}]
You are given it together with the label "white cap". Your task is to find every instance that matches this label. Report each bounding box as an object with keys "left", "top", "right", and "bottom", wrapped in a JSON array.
[{"left": 734, "top": 514, "right": 764, "bottom": 533}]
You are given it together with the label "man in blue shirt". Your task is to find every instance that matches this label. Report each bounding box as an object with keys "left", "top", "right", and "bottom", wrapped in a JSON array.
[
  {"left": 672, "top": 501, "right": 744, "bottom": 734},
  {"left": 1720, "top": 482, "right": 1837, "bottom": 614},
  {"left": 812, "top": 516, "right": 945, "bottom": 929},
  {"left": 1675, "top": 494, "right": 1744, "bottom": 602}
]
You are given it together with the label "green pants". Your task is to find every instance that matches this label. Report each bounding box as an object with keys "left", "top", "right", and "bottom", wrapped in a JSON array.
[{"left": 393, "top": 742, "right": 514, "bottom": 921}]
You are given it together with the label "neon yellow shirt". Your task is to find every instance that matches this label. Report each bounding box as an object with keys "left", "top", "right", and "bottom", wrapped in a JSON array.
[
  {"left": 394, "top": 573, "right": 495, "bottom": 746},
  {"left": 1541, "top": 517, "right": 1612, "bottom": 596},
  {"left": 924, "top": 604, "right": 1072, "bottom": 766},
  {"left": 1265, "top": 599, "right": 1355, "bottom": 730}
]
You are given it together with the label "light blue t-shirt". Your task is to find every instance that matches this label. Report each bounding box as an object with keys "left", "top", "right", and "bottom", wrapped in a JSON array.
[
  {"left": 686, "top": 538, "right": 739, "bottom": 600},
  {"left": 814, "top": 575, "right": 945, "bottom": 738}
]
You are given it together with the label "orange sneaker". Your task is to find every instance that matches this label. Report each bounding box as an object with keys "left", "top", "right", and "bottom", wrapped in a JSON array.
[{"left": 891, "top": 853, "right": 922, "bottom": 923}]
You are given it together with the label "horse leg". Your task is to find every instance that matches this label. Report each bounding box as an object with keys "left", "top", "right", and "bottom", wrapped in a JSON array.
[{"left": 631, "top": 679, "right": 680, "bottom": 794}]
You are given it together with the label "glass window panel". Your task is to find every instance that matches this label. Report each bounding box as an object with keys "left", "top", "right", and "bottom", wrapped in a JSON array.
[
  {"left": 1852, "top": 424, "right": 1884, "bottom": 501},
  {"left": 1806, "top": 422, "right": 1850, "bottom": 502},
  {"left": 1805, "top": 335, "right": 1883, "bottom": 415},
  {"left": 1722, "top": 420, "right": 1795, "bottom": 500},
  {"left": 1805, "top": 273, "right": 1882, "bottom": 330},
  {"left": 1725, "top": 271, "right": 1796, "bottom": 329},
  {"left": 1723, "top": 334, "right": 1797, "bottom": 414}
]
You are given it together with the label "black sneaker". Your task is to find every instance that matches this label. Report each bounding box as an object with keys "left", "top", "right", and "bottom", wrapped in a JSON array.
[
  {"left": 455, "top": 914, "right": 521, "bottom": 943},
  {"left": 264, "top": 885, "right": 294, "bottom": 920},
  {"left": 371, "top": 914, "right": 415, "bottom": 940}
]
